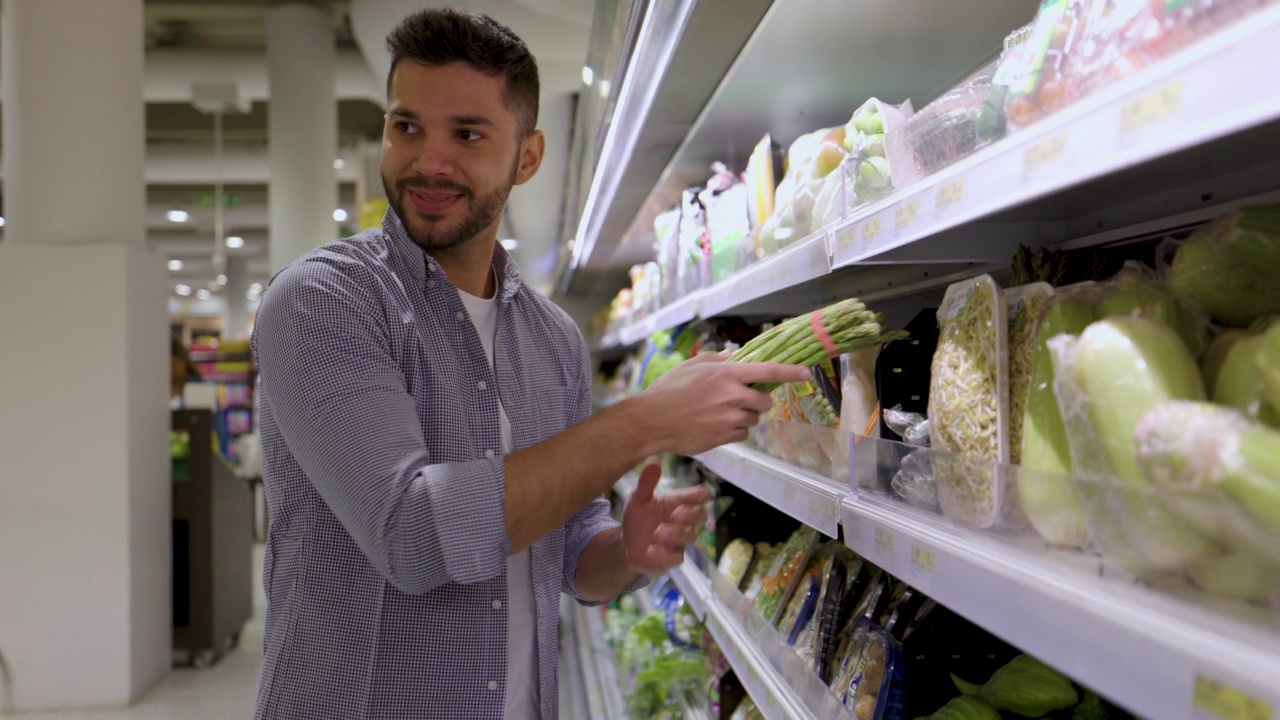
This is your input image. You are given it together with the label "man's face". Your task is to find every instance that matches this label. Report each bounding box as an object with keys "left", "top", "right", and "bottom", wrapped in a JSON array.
[{"left": 381, "top": 61, "right": 544, "bottom": 253}]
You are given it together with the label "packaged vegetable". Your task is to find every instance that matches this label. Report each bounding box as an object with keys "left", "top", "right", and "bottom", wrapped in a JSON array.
[
  {"left": 1169, "top": 205, "right": 1280, "bottom": 328},
  {"left": 951, "top": 654, "right": 1078, "bottom": 717},
  {"left": 1007, "top": 283, "right": 1055, "bottom": 465},
  {"left": 718, "top": 538, "right": 757, "bottom": 591},
  {"left": 814, "top": 554, "right": 853, "bottom": 682},
  {"left": 842, "top": 347, "right": 883, "bottom": 438},
  {"left": 843, "top": 98, "right": 914, "bottom": 205},
  {"left": 1094, "top": 261, "right": 1208, "bottom": 358},
  {"left": 930, "top": 276, "right": 1010, "bottom": 528},
  {"left": 1018, "top": 287, "right": 1095, "bottom": 547},
  {"left": 836, "top": 618, "right": 905, "bottom": 720},
  {"left": 745, "top": 526, "right": 820, "bottom": 623},
  {"left": 882, "top": 405, "right": 927, "bottom": 446},
  {"left": 1261, "top": 321, "right": 1280, "bottom": 420},
  {"left": 1209, "top": 319, "right": 1280, "bottom": 426},
  {"left": 1050, "top": 317, "right": 1222, "bottom": 573},
  {"left": 731, "top": 298, "right": 908, "bottom": 392}
]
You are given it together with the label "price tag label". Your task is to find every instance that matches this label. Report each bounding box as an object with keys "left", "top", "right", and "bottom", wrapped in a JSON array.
[
  {"left": 1022, "top": 132, "right": 1068, "bottom": 183},
  {"left": 910, "top": 545, "right": 936, "bottom": 574},
  {"left": 874, "top": 525, "right": 895, "bottom": 558},
  {"left": 834, "top": 222, "right": 859, "bottom": 256},
  {"left": 1194, "top": 675, "right": 1273, "bottom": 720},
  {"left": 935, "top": 179, "right": 966, "bottom": 218},
  {"left": 808, "top": 495, "right": 839, "bottom": 532},
  {"left": 894, "top": 200, "right": 920, "bottom": 236},
  {"left": 1119, "top": 81, "right": 1184, "bottom": 140},
  {"left": 861, "top": 217, "right": 883, "bottom": 248},
  {"left": 782, "top": 482, "right": 798, "bottom": 507}
]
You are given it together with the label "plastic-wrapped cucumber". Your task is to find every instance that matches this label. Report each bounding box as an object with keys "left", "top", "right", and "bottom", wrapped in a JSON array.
[
  {"left": 1050, "top": 318, "right": 1221, "bottom": 572},
  {"left": 1168, "top": 205, "right": 1280, "bottom": 328}
]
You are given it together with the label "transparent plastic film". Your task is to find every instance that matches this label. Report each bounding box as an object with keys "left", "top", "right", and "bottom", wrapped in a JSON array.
[
  {"left": 928, "top": 275, "right": 1010, "bottom": 529},
  {"left": 844, "top": 98, "right": 914, "bottom": 207},
  {"left": 1046, "top": 321, "right": 1224, "bottom": 577}
]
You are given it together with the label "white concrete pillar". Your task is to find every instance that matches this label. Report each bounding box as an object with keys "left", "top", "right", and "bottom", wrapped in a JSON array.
[
  {"left": 267, "top": 2, "right": 339, "bottom": 274},
  {"left": 223, "top": 256, "right": 250, "bottom": 339},
  {"left": 0, "top": 0, "right": 171, "bottom": 712}
]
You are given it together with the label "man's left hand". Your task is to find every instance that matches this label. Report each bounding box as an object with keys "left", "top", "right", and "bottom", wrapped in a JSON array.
[{"left": 622, "top": 459, "right": 710, "bottom": 575}]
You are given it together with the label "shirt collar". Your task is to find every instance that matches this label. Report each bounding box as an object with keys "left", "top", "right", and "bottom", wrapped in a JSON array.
[{"left": 382, "top": 207, "right": 523, "bottom": 302}]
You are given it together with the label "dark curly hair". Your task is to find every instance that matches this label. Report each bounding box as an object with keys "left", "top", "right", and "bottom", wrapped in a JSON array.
[{"left": 385, "top": 8, "right": 540, "bottom": 138}]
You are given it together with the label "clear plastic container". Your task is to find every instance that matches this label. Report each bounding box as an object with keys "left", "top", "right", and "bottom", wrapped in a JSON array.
[
  {"left": 929, "top": 276, "right": 1011, "bottom": 529},
  {"left": 834, "top": 618, "right": 905, "bottom": 720}
]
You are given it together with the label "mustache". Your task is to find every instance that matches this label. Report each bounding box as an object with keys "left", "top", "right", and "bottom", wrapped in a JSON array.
[{"left": 397, "top": 178, "right": 470, "bottom": 196}]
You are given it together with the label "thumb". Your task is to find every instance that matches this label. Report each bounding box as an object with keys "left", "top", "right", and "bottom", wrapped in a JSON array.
[{"left": 631, "top": 458, "right": 662, "bottom": 503}]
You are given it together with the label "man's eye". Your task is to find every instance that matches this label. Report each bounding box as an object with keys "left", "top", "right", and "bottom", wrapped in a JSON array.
[
  {"left": 395, "top": 121, "right": 418, "bottom": 135},
  {"left": 458, "top": 130, "right": 484, "bottom": 142}
]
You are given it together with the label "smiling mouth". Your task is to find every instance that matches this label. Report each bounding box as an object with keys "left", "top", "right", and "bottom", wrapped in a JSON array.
[{"left": 406, "top": 187, "right": 466, "bottom": 214}]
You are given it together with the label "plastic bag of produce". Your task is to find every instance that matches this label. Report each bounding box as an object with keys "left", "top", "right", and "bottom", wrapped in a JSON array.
[
  {"left": 744, "top": 526, "right": 820, "bottom": 624},
  {"left": 1048, "top": 316, "right": 1223, "bottom": 575},
  {"left": 1206, "top": 318, "right": 1280, "bottom": 427},
  {"left": 1095, "top": 260, "right": 1209, "bottom": 357},
  {"left": 1016, "top": 283, "right": 1095, "bottom": 548},
  {"left": 891, "top": 449, "right": 940, "bottom": 513},
  {"left": 843, "top": 98, "right": 914, "bottom": 205},
  {"left": 1133, "top": 401, "right": 1280, "bottom": 589},
  {"left": 882, "top": 405, "right": 927, "bottom": 447},
  {"left": 929, "top": 275, "right": 1011, "bottom": 529},
  {"left": 1168, "top": 205, "right": 1280, "bottom": 329}
]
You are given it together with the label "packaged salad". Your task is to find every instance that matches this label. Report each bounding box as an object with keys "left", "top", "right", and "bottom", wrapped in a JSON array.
[{"left": 745, "top": 526, "right": 821, "bottom": 624}]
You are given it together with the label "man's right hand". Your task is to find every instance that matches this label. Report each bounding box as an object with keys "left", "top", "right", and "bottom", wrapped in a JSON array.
[{"left": 634, "top": 351, "right": 812, "bottom": 456}]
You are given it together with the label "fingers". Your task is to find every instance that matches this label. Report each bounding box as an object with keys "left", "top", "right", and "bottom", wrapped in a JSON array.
[
  {"left": 667, "top": 503, "right": 708, "bottom": 527},
  {"left": 727, "top": 361, "right": 812, "bottom": 385},
  {"left": 655, "top": 485, "right": 711, "bottom": 512},
  {"left": 643, "top": 544, "right": 688, "bottom": 570},
  {"left": 740, "top": 388, "right": 774, "bottom": 414},
  {"left": 684, "top": 349, "right": 729, "bottom": 366},
  {"left": 630, "top": 457, "right": 662, "bottom": 503},
  {"left": 653, "top": 522, "right": 699, "bottom": 547}
]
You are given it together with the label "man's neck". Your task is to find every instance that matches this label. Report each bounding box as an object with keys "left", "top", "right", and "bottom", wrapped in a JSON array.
[{"left": 434, "top": 237, "right": 497, "bottom": 299}]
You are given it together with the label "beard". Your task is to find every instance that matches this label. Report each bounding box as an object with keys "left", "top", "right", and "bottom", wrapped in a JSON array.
[{"left": 383, "top": 161, "right": 518, "bottom": 254}]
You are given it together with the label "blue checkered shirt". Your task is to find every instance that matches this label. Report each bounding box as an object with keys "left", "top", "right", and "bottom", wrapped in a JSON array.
[{"left": 250, "top": 212, "right": 629, "bottom": 719}]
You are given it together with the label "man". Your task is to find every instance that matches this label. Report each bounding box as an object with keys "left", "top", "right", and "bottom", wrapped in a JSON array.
[{"left": 251, "top": 8, "right": 807, "bottom": 719}]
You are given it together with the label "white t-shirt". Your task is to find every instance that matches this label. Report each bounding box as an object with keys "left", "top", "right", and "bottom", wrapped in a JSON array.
[{"left": 457, "top": 284, "right": 540, "bottom": 719}]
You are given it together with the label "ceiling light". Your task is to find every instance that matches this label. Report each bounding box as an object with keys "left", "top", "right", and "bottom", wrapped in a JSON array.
[
  {"left": 167, "top": 210, "right": 190, "bottom": 223},
  {"left": 599, "top": 79, "right": 611, "bottom": 98},
  {"left": 225, "top": 235, "right": 245, "bottom": 249},
  {"left": 175, "top": 284, "right": 192, "bottom": 297},
  {"left": 333, "top": 158, "right": 346, "bottom": 170},
  {"left": 216, "top": 274, "right": 228, "bottom": 286},
  {"left": 0, "top": 216, "right": 7, "bottom": 227},
  {"left": 333, "top": 208, "right": 349, "bottom": 222},
  {"left": 582, "top": 66, "right": 594, "bottom": 86},
  {"left": 249, "top": 282, "right": 264, "bottom": 294},
  {"left": 168, "top": 259, "right": 184, "bottom": 271},
  {"left": 500, "top": 239, "right": 519, "bottom": 251},
  {"left": 196, "top": 289, "right": 212, "bottom": 301},
  {"left": 246, "top": 289, "right": 260, "bottom": 300}
]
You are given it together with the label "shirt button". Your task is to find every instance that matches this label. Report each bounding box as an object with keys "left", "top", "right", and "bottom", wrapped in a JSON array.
[
  {"left": 427, "top": 280, "right": 436, "bottom": 289},
  {"left": 477, "top": 380, "right": 487, "bottom": 391},
  {"left": 487, "top": 680, "right": 498, "bottom": 691},
  {"left": 492, "top": 599, "right": 501, "bottom": 610},
  {"left": 427, "top": 263, "right": 436, "bottom": 273},
  {"left": 485, "top": 449, "right": 495, "bottom": 459},
  {"left": 455, "top": 311, "right": 465, "bottom": 321}
]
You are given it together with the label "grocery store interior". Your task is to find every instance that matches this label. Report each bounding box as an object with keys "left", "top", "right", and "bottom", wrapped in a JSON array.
[{"left": 3, "top": 0, "right": 1280, "bottom": 718}]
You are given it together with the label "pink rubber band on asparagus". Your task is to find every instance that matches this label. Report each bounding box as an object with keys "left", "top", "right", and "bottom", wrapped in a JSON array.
[{"left": 810, "top": 308, "right": 839, "bottom": 358}]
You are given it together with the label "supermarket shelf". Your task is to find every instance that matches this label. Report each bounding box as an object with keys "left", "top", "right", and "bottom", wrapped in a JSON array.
[
  {"left": 604, "top": 0, "right": 1021, "bottom": 270},
  {"left": 830, "top": 3, "right": 1280, "bottom": 272},
  {"left": 593, "top": 5, "right": 1280, "bottom": 347},
  {"left": 616, "top": 291, "right": 702, "bottom": 347},
  {"left": 672, "top": 561, "right": 850, "bottom": 720},
  {"left": 572, "top": 601, "right": 629, "bottom": 720},
  {"left": 841, "top": 494, "right": 1280, "bottom": 720},
  {"left": 695, "top": 443, "right": 845, "bottom": 537}
]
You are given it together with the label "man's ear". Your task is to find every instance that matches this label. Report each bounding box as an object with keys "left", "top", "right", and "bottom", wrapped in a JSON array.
[{"left": 514, "top": 130, "right": 545, "bottom": 186}]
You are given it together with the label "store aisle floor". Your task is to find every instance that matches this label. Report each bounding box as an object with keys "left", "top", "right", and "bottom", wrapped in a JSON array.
[
  {"left": 5, "top": 547, "right": 267, "bottom": 720},
  {"left": 8, "top": 545, "right": 584, "bottom": 720}
]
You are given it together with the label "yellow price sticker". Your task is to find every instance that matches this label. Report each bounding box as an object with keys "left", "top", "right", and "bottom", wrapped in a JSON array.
[
  {"left": 808, "top": 496, "right": 837, "bottom": 528},
  {"left": 936, "top": 179, "right": 965, "bottom": 209},
  {"left": 895, "top": 200, "right": 920, "bottom": 232},
  {"left": 875, "top": 526, "right": 895, "bottom": 554},
  {"left": 1022, "top": 132, "right": 1068, "bottom": 178},
  {"left": 910, "top": 545, "right": 936, "bottom": 574},
  {"left": 1120, "top": 81, "right": 1184, "bottom": 136},
  {"left": 836, "top": 225, "right": 859, "bottom": 252},
  {"left": 862, "top": 217, "right": 883, "bottom": 244},
  {"left": 1194, "top": 675, "right": 1273, "bottom": 720}
]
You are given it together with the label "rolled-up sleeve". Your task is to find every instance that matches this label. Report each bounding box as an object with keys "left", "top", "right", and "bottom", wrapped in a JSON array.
[
  {"left": 560, "top": 328, "right": 650, "bottom": 604},
  {"left": 255, "top": 259, "right": 508, "bottom": 595}
]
